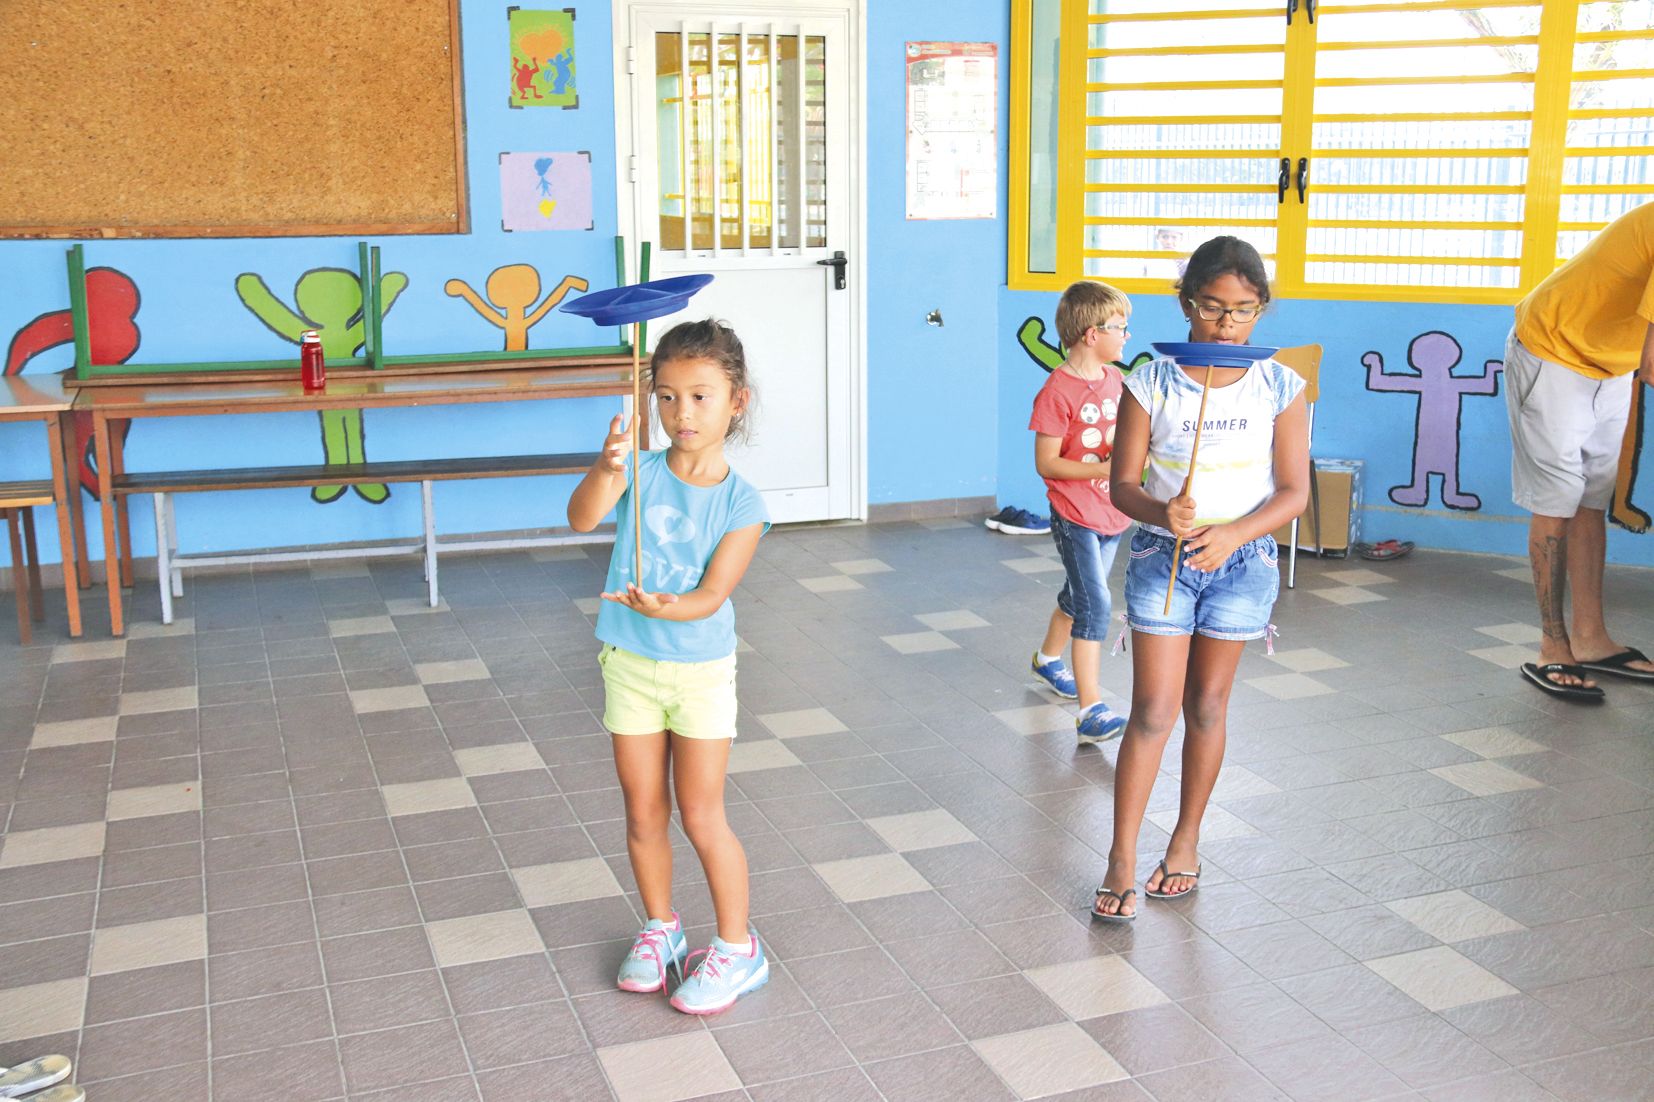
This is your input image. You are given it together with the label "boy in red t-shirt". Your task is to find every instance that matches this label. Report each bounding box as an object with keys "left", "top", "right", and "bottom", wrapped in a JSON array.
[{"left": 1027, "top": 281, "right": 1134, "bottom": 744}]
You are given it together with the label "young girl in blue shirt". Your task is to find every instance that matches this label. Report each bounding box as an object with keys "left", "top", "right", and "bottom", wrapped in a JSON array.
[{"left": 567, "top": 319, "right": 770, "bottom": 1012}]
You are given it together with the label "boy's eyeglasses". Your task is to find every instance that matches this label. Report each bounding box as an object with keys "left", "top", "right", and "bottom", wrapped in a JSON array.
[
  {"left": 1190, "top": 303, "right": 1262, "bottom": 323},
  {"left": 1094, "top": 323, "right": 1130, "bottom": 332}
]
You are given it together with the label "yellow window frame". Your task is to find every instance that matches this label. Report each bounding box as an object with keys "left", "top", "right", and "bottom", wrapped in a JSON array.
[{"left": 1009, "top": 0, "right": 1652, "bottom": 305}]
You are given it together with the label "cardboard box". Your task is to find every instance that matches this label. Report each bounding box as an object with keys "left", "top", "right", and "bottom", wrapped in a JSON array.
[{"left": 1273, "top": 458, "right": 1364, "bottom": 555}]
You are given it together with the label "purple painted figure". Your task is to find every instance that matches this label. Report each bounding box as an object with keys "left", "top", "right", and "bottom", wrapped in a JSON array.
[{"left": 1363, "top": 330, "right": 1503, "bottom": 511}]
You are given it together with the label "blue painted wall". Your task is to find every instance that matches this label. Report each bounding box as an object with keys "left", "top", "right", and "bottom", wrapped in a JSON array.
[
  {"left": 998, "top": 289, "right": 1654, "bottom": 567},
  {"left": 0, "top": 0, "right": 1010, "bottom": 571}
]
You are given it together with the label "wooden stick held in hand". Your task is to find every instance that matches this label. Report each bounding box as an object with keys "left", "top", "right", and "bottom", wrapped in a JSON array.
[
  {"left": 631, "top": 321, "right": 643, "bottom": 588},
  {"left": 1164, "top": 364, "right": 1216, "bottom": 615}
]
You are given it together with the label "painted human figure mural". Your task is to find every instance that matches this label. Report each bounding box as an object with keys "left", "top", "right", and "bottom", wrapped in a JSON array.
[
  {"left": 236, "top": 267, "right": 408, "bottom": 504},
  {"left": 444, "top": 264, "right": 588, "bottom": 352},
  {"left": 1362, "top": 330, "right": 1503, "bottom": 511},
  {"left": 5, "top": 266, "right": 141, "bottom": 498}
]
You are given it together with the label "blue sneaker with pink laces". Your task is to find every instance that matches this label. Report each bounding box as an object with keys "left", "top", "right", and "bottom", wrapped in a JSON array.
[
  {"left": 669, "top": 928, "right": 769, "bottom": 1015},
  {"left": 616, "top": 913, "right": 688, "bottom": 993}
]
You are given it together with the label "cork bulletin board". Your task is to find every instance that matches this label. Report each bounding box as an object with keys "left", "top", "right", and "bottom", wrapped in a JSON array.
[{"left": 0, "top": 0, "right": 469, "bottom": 239}]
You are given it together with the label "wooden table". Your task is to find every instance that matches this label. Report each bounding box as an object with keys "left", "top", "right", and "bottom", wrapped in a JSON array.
[
  {"left": 1, "top": 374, "right": 85, "bottom": 637},
  {"left": 75, "top": 362, "right": 637, "bottom": 635}
]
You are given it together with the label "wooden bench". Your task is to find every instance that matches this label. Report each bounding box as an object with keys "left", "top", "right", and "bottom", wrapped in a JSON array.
[
  {"left": 1, "top": 480, "right": 54, "bottom": 643},
  {"left": 115, "top": 453, "right": 601, "bottom": 623}
]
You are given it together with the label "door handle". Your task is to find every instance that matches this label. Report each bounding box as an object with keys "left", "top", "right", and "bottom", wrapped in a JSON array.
[
  {"left": 1277, "top": 157, "right": 1291, "bottom": 204},
  {"left": 816, "top": 250, "right": 848, "bottom": 290},
  {"left": 1295, "top": 157, "right": 1310, "bottom": 204}
]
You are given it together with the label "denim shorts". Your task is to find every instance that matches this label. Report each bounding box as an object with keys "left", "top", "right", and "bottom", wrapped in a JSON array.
[
  {"left": 1123, "top": 528, "right": 1279, "bottom": 641},
  {"left": 1050, "top": 514, "right": 1122, "bottom": 642}
]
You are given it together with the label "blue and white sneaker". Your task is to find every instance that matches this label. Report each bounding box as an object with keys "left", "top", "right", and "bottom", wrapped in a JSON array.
[
  {"left": 1076, "top": 702, "right": 1127, "bottom": 744},
  {"left": 616, "top": 913, "right": 688, "bottom": 993},
  {"left": 669, "top": 928, "right": 770, "bottom": 1015},
  {"left": 999, "top": 508, "right": 1051, "bottom": 535},
  {"left": 1031, "top": 653, "right": 1079, "bottom": 699},
  {"left": 985, "top": 506, "right": 1020, "bottom": 532}
]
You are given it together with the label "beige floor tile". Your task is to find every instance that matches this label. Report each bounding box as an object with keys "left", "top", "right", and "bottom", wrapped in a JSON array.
[
  {"left": 1429, "top": 760, "right": 1545, "bottom": 797},
  {"left": 0, "top": 978, "right": 87, "bottom": 1043},
  {"left": 1311, "top": 586, "right": 1387, "bottom": 605},
  {"left": 529, "top": 545, "right": 592, "bottom": 562},
  {"left": 973, "top": 1022, "right": 1129, "bottom": 1097},
  {"left": 328, "top": 615, "right": 396, "bottom": 638},
  {"left": 380, "top": 777, "right": 477, "bottom": 817},
  {"left": 1442, "top": 726, "right": 1546, "bottom": 759},
  {"left": 1320, "top": 568, "right": 1395, "bottom": 586},
  {"left": 1003, "top": 556, "right": 1065, "bottom": 575},
  {"left": 1493, "top": 566, "right": 1535, "bottom": 581},
  {"left": 993, "top": 704, "right": 1074, "bottom": 736},
  {"left": 1385, "top": 890, "right": 1524, "bottom": 943},
  {"left": 758, "top": 708, "right": 846, "bottom": 739},
  {"left": 1026, "top": 954, "right": 1169, "bottom": 1019},
  {"left": 1467, "top": 644, "right": 1538, "bottom": 670},
  {"left": 1474, "top": 623, "right": 1544, "bottom": 644},
  {"left": 511, "top": 858, "right": 625, "bottom": 908},
  {"left": 0, "top": 822, "right": 106, "bottom": 868},
  {"left": 1149, "top": 804, "right": 1256, "bottom": 841},
  {"left": 1266, "top": 647, "right": 1350, "bottom": 673},
  {"left": 127, "top": 617, "right": 196, "bottom": 638},
  {"left": 726, "top": 740, "right": 804, "bottom": 774},
  {"left": 415, "top": 659, "right": 491, "bottom": 685},
  {"left": 916, "top": 610, "right": 990, "bottom": 631},
  {"left": 106, "top": 781, "right": 202, "bottom": 821},
  {"left": 574, "top": 597, "right": 603, "bottom": 615},
  {"left": 29, "top": 715, "right": 119, "bottom": 749},
  {"left": 832, "top": 558, "right": 894, "bottom": 576},
  {"left": 1244, "top": 673, "right": 1336, "bottom": 700},
  {"left": 801, "top": 575, "right": 864, "bottom": 593},
  {"left": 91, "top": 914, "right": 207, "bottom": 975},
  {"left": 350, "top": 685, "right": 430, "bottom": 714},
  {"left": 51, "top": 639, "right": 127, "bottom": 663},
  {"left": 451, "top": 743, "right": 546, "bottom": 777},
  {"left": 597, "top": 1032, "right": 741, "bottom": 1102},
  {"left": 425, "top": 909, "right": 545, "bottom": 968},
  {"left": 120, "top": 686, "right": 199, "bottom": 715},
  {"left": 1364, "top": 945, "right": 1519, "bottom": 1011},
  {"left": 865, "top": 809, "right": 978, "bottom": 852},
  {"left": 813, "top": 853, "right": 931, "bottom": 903}
]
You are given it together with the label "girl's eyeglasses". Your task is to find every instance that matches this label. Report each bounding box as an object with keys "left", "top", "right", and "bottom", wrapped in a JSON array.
[{"left": 1189, "top": 303, "right": 1262, "bottom": 323}]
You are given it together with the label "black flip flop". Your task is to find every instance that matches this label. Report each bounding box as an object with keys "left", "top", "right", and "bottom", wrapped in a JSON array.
[
  {"left": 1091, "top": 886, "right": 1137, "bottom": 923},
  {"left": 1143, "top": 859, "right": 1201, "bottom": 899},
  {"left": 1576, "top": 647, "right": 1654, "bottom": 683},
  {"left": 1520, "top": 662, "right": 1606, "bottom": 702}
]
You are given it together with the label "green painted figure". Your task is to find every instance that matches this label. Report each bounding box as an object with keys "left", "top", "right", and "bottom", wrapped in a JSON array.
[{"left": 236, "top": 267, "right": 409, "bottom": 503}]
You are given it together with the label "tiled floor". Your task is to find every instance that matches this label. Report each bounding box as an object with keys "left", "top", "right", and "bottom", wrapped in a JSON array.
[{"left": 2, "top": 520, "right": 1653, "bottom": 1101}]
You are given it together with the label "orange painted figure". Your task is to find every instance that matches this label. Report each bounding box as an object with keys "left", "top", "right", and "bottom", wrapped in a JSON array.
[{"left": 444, "top": 265, "right": 588, "bottom": 351}]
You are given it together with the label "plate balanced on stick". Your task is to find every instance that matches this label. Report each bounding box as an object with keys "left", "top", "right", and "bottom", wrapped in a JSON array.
[
  {"left": 1149, "top": 342, "right": 1280, "bottom": 615},
  {"left": 561, "top": 274, "right": 715, "bottom": 587}
]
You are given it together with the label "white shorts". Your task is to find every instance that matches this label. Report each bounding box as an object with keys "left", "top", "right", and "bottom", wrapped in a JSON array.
[{"left": 1504, "top": 332, "right": 1632, "bottom": 518}]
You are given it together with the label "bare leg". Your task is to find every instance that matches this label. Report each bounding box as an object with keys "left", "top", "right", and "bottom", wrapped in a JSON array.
[
  {"left": 1072, "top": 637, "right": 1103, "bottom": 711},
  {"left": 612, "top": 732, "right": 675, "bottom": 922},
  {"left": 1040, "top": 607, "right": 1072, "bottom": 663},
  {"left": 1146, "top": 635, "right": 1245, "bottom": 897},
  {"left": 1099, "top": 632, "right": 1191, "bottom": 917},
  {"left": 671, "top": 733, "right": 749, "bottom": 943},
  {"left": 1528, "top": 513, "right": 1597, "bottom": 689},
  {"left": 1568, "top": 506, "right": 1654, "bottom": 673}
]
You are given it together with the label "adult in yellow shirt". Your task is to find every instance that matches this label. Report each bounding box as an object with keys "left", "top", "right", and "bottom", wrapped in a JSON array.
[{"left": 1507, "top": 202, "right": 1654, "bottom": 701}]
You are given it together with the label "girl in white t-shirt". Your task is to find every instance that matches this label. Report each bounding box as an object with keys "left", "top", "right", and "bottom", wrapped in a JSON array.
[{"left": 1090, "top": 237, "right": 1311, "bottom": 922}]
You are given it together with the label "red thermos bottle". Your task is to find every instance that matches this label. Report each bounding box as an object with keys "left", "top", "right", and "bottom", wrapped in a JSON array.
[{"left": 300, "top": 330, "right": 326, "bottom": 391}]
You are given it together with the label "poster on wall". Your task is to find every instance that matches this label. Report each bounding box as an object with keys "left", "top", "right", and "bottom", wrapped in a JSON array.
[
  {"left": 500, "top": 152, "right": 594, "bottom": 231},
  {"left": 905, "top": 41, "right": 997, "bottom": 221},
  {"left": 508, "top": 7, "right": 578, "bottom": 109}
]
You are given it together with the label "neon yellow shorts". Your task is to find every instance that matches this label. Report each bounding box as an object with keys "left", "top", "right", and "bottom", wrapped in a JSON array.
[{"left": 599, "top": 644, "right": 739, "bottom": 741}]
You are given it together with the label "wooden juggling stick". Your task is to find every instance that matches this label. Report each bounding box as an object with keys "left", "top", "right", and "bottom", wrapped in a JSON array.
[{"left": 1164, "top": 364, "right": 1215, "bottom": 615}]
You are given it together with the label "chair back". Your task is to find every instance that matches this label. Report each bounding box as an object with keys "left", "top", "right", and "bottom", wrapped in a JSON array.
[{"left": 1273, "top": 344, "right": 1322, "bottom": 405}]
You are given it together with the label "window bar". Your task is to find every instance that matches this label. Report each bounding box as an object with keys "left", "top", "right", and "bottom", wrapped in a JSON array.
[
  {"left": 680, "top": 23, "right": 692, "bottom": 254},
  {"left": 711, "top": 22, "right": 722, "bottom": 258},
  {"left": 739, "top": 26, "right": 750, "bottom": 256},
  {"left": 770, "top": 25, "right": 779, "bottom": 256}
]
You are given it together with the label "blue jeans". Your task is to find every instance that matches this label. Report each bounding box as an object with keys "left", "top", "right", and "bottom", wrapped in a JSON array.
[
  {"left": 1050, "top": 514, "right": 1122, "bottom": 642},
  {"left": 1123, "top": 528, "right": 1279, "bottom": 641}
]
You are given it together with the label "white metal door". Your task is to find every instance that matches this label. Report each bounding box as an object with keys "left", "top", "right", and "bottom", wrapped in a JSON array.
[{"left": 619, "top": 4, "right": 860, "bottom": 524}]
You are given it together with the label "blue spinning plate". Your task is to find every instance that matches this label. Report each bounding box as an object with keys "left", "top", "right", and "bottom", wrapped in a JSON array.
[
  {"left": 560, "top": 274, "right": 715, "bottom": 326},
  {"left": 1151, "top": 342, "right": 1279, "bottom": 368}
]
